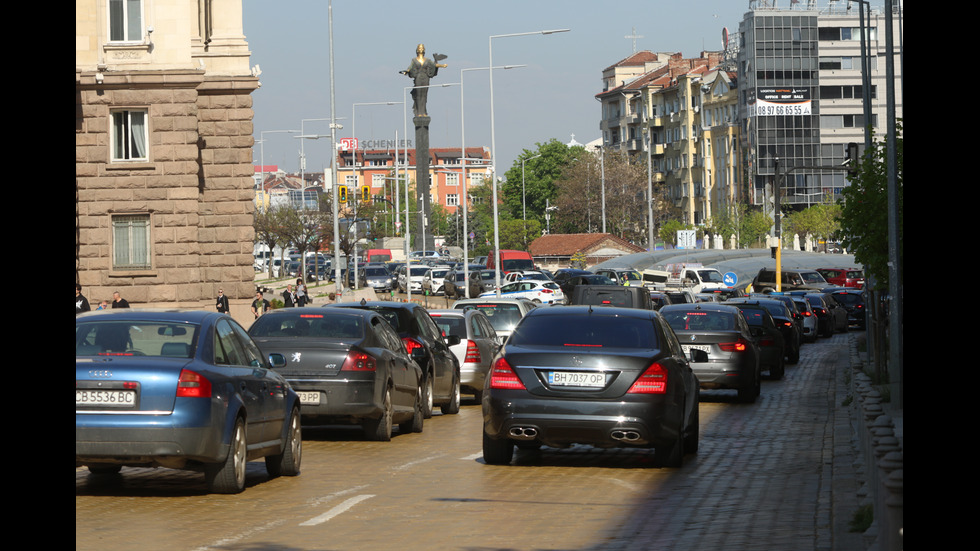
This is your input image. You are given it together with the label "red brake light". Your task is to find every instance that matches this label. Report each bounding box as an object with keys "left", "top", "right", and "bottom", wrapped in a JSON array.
[
  {"left": 628, "top": 362, "right": 668, "bottom": 394},
  {"left": 402, "top": 337, "right": 424, "bottom": 356},
  {"left": 464, "top": 341, "right": 481, "bottom": 363},
  {"left": 719, "top": 338, "right": 749, "bottom": 352},
  {"left": 176, "top": 369, "right": 212, "bottom": 398},
  {"left": 341, "top": 351, "right": 376, "bottom": 371},
  {"left": 489, "top": 357, "right": 525, "bottom": 390}
]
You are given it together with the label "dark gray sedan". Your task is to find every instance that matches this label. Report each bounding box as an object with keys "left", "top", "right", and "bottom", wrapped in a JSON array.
[
  {"left": 249, "top": 308, "right": 424, "bottom": 441},
  {"left": 660, "top": 303, "right": 762, "bottom": 402}
]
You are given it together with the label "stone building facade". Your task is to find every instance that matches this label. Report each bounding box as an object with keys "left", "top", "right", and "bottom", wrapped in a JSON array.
[{"left": 76, "top": 0, "right": 258, "bottom": 311}]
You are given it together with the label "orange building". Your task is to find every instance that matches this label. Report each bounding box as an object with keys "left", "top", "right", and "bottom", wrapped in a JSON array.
[{"left": 336, "top": 147, "right": 492, "bottom": 214}]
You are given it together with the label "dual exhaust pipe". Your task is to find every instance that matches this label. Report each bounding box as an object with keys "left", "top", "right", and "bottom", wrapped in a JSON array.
[
  {"left": 508, "top": 426, "right": 538, "bottom": 439},
  {"left": 611, "top": 430, "right": 642, "bottom": 442}
]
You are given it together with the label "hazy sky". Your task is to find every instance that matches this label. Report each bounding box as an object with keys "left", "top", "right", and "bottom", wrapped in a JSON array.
[{"left": 245, "top": 0, "right": 754, "bottom": 179}]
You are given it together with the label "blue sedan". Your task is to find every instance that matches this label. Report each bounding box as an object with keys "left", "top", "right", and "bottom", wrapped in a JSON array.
[{"left": 75, "top": 310, "right": 302, "bottom": 494}]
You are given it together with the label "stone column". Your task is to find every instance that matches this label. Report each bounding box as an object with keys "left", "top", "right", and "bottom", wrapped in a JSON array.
[{"left": 414, "top": 115, "right": 433, "bottom": 251}]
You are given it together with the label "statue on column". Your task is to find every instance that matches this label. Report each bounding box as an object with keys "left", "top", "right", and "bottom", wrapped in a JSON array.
[{"left": 400, "top": 43, "right": 448, "bottom": 117}]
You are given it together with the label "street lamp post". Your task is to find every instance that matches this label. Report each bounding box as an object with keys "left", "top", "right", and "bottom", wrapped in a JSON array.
[{"left": 488, "top": 28, "right": 569, "bottom": 295}]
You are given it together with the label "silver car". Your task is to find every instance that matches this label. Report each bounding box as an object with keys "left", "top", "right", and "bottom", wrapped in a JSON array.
[
  {"left": 428, "top": 309, "right": 501, "bottom": 401},
  {"left": 451, "top": 298, "right": 536, "bottom": 342}
]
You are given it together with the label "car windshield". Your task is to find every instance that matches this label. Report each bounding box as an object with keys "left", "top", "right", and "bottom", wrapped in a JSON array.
[
  {"left": 731, "top": 307, "right": 768, "bottom": 326},
  {"left": 509, "top": 315, "right": 659, "bottom": 349},
  {"left": 831, "top": 293, "right": 862, "bottom": 306},
  {"left": 662, "top": 310, "right": 735, "bottom": 331},
  {"left": 365, "top": 268, "right": 388, "bottom": 276},
  {"left": 698, "top": 270, "right": 725, "bottom": 283},
  {"left": 249, "top": 312, "right": 364, "bottom": 339},
  {"left": 502, "top": 258, "right": 534, "bottom": 271},
  {"left": 76, "top": 321, "right": 200, "bottom": 358},
  {"left": 410, "top": 267, "right": 429, "bottom": 276}
]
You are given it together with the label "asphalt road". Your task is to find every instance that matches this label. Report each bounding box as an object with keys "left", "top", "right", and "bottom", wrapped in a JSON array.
[{"left": 76, "top": 330, "right": 862, "bottom": 551}]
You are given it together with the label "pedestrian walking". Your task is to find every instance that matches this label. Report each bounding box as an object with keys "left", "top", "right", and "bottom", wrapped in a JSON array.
[
  {"left": 76, "top": 284, "right": 91, "bottom": 315},
  {"left": 251, "top": 291, "right": 270, "bottom": 319},
  {"left": 295, "top": 278, "right": 308, "bottom": 307},
  {"left": 215, "top": 288, "right": 229, "bottom": 313},
  {"left": 282, "top": 284, "right": 296, "bottom": 307},
  {"left": 112, "top": 291, "right": 130, "bottom": 308}
]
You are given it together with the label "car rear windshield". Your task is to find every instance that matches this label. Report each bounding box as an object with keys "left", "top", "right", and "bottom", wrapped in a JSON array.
[
  {"left": 662, "top": 310, "right": 735, "bottom": 331},
  {"left": 831, "top": 293, "right": 863, "bottom": 306},
  {"left": 846, "top": 271, "right": 863, "bottom": 279},
  {"left": 458, "top": 303, "right": 523, "bottom": 333},
  {"left": 509, "top": 314, "right": 659, "bottom": 349},
  {"left": 76, "top": 321, "right": 199, "bottom": 358},
  {"left": 249, "top": 312, "right": 364, "bottom": 339},
  {"left": 431, "top": 316, "right": 465, "bottom": 339},
  {"left": 731, "top": 307, "right": 769, "bottom": 326},
  {"left": 502, "top": 258, "right": 534, "bottom": 271}
]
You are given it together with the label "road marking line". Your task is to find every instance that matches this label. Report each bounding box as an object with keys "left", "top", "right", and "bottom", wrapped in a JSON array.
[
  {"left": 392, "top": 453, "right": 442, "bottom": 471},
  {"left": 460, "top": 452, "right": 483, "bottom": 461},
  {"left": 300, "top": 494, "right": 375, "bottom": 526},
  {"left": 308, "top": 484, "right": 370, "bottom": 507},
  {"left": 194, "top": 519, "right": 285, "bottom": 550}
]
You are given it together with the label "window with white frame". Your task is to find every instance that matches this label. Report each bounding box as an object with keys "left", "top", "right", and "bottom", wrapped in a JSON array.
[
  {"left": 111, "top": 109, "right": 148, "bottom": 161},
  {"left": 372, "top": 174, "right": 386, "bottom": 188},
  {"left": 468, "top": 172, "right": 485, "bottom": 185},
  {"left": 112, "top": 214, "right": 151, "bottom": 270},
  {"left": 446, "top": 194, "right": 459, "bottom": 207},
  {"left": 445, "top": 173, "right": 459, "bottom": 186},
  {"left": 345, "top": 175, "right": 358, "bottom": 186},
  {"left": 108, "top": 0, "right": 143, "bottom": 42}
]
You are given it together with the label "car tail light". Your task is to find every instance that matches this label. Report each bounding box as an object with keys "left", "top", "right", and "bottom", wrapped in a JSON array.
[
  {"left": 627, "top": 362, "right": 668, "bottom": 394},
  {"left": 464, "top": 341, "right": 481, "bottom": 363},
  {"left": 341, "top": 351, "right": 377, "bottom": 371},
  {"left": 489, "top": 357, "right": 525, "bottom": 390},
  {"left": 176, "top": 369, "right": 212, "bottom": 398},
  {"left": 801, "top": 311, "right": 812, "bottom": 317},
  {"left": 719, "top": 338, "right": 749, "bottom": 352},
  {"left": 402, "top": 337, "right": 424, "bottom": 356}
]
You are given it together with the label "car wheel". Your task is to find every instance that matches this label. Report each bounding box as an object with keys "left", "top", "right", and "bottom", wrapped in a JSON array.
[
  {"left": 364, "top": 387, "right": 393, "bottom": 441},
  {"left": 770, "top": 357, "right": 785, "bottom": 380},
  {"left": 421, "top": 373, "right": 434, "bottom": 419},
  {"left": 87, "top": 464, "right": 122, "bottom": 475},
  {"left": 266, "top": 408, "right": 302, "bottom": 478},
  {"left": 737, "top": 374, "right": 758, "bottom": 403},
  {"left": 472, "top": 388, "right": 483, "bottom": 403},
  {"left": 207, "top": 417, "right": 247, "bottom": 494},
  {"left": 482, "top": 431, "right": 514, "bottom": 465},
  {"left": 654, "top": 425, "right": 684, "bottom": 468},
  {"left": 440, "top": 371, "right": 461, "bottom": 415},
  {"left": 532, "top": 298, "right": 541, "bottom": 304},
  {"left": 399, "top": 385, "right": 424, "bottom": 434}
]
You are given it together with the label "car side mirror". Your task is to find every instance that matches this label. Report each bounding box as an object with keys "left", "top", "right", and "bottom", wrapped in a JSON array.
[{"left": 268, "top": 353, "right": 287, "bottom": 368}]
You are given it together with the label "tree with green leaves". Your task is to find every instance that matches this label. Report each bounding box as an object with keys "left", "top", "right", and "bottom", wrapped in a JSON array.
[
  {"left": 254, "top": 205, "right": 292, "bottom": 278},
  {"left": 503, "top": 139, "right": 586, "bottom": 226},
  {"left": 837, "top": 124, "right": 902, "bottom": 288},
  {"left": 784, "top": 203, "right": 841, "bottom": 246}
]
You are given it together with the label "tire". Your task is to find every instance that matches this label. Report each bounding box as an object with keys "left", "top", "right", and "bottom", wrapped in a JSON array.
[
  {"left": 207, "top": 418, "right": 247, "bottom": 494},
  {"left": 482, "top": 431, "right": 514, "bottom": 465},
  {"left": 88, "top": 464, "right": 122, "bottom": 475},
  {"left": 364, "top": 388, "right": 393, "bottom": 441},
  {"left": 266, "top": 408, "right": 302, "bottom": 478},
  {"left": 440, "top": 371, "right": 461, "bottom": 415},
  {"left": 737, "top": 373, "right": 758, "bottom": 403},
  {"left": 399, "top": 385, "right": 424, "bottom": 434},
  {"left": 472, "top": 389, "right": 483, "bottom": 403},
  {"left": 654, "top": 426, "right": 684, "bottom": 468},
  {"left": 421, "top": 374, "right": 434, "bottom": 419}
]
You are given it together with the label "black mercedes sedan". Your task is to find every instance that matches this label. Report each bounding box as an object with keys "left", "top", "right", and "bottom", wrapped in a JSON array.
[{"left": 482, "top": 306, "right": 700, "bottom": 468}]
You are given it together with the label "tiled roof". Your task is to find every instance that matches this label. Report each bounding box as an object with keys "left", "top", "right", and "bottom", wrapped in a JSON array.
[{"left": 529, "top": 233, "right": 645, "bottom": 257}]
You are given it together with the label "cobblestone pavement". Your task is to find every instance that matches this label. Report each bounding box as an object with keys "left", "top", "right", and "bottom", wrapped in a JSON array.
[{"left": 76, "top": 333, "right": 865, "bottom": 551}]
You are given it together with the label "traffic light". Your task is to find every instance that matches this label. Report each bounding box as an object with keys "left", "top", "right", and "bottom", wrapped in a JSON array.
[
  {"left": 361, "top": 185, "right": 371, "bottom": 202},
  {"left": 338, "top": 186, "right": 348, "bottom": 203}
]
